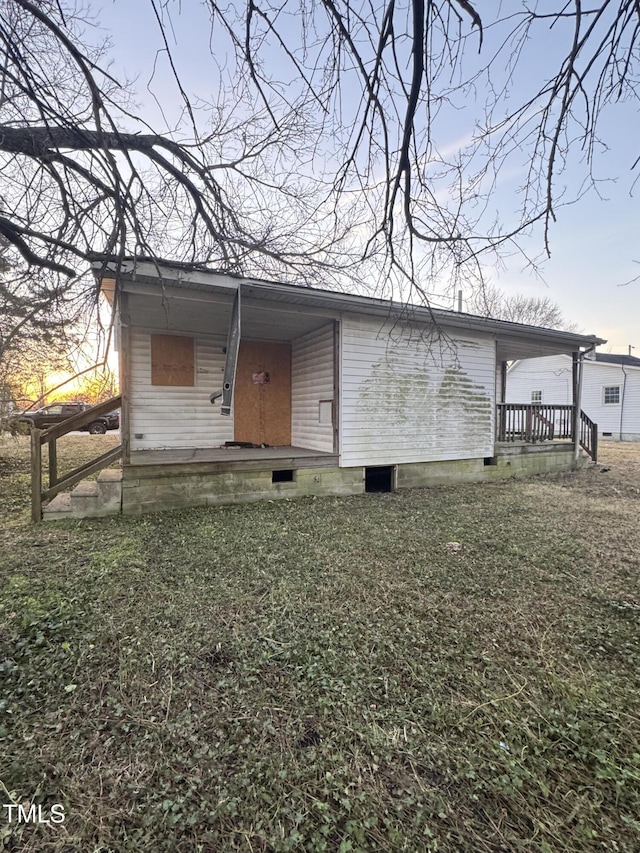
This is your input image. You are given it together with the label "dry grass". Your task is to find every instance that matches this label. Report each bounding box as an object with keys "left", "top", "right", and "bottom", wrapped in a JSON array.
[{"left": 0, "top": 436, "right": 639, "bottom": 852}]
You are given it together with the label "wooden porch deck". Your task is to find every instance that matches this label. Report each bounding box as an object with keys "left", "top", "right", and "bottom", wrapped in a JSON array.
[{"left": 125, "top": 445, "right": 339, "bottom": 478}]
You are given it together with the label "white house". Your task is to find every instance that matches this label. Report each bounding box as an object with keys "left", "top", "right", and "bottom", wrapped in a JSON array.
[
  {"left": 35, "top": 261, "right": 607, "bottom": 519},
  {"left": 507, "top": 352, "right": 640, "bottom": 442}
]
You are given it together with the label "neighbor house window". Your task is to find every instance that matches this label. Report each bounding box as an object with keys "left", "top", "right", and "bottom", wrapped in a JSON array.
[
  {"left": 531, "top": 390, "right": 542, "bottom": 403},
  {"left": 603, "top": 386, "right": 620, "bottom": 405}
]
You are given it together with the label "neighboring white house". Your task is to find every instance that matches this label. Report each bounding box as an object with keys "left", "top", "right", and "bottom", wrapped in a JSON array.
[{"left": 507, "top": 352, "right": 640, "bottom": 442}]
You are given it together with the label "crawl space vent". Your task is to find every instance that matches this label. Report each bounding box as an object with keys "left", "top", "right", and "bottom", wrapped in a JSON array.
[{"left": 365, "top": 466, "right": 394, "bottom": 493}]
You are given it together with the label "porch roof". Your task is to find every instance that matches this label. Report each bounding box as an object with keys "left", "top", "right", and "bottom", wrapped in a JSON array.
[{"left": 97, "top": 259, "right": 606, "bottom": 359}]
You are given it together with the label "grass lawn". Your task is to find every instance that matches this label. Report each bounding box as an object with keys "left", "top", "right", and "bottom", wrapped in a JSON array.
[{"left": 1, "top": 435, "right": 639, "bottom": 852}]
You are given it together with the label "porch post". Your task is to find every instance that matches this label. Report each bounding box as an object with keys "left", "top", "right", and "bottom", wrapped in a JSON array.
[
  {"left": 119, "top": 291, "right": 131, "bottom": 466},
  {"left": 31, "top": 427, "right": 42, "bottom": 522},
  {"left": 496, "top": 361, "right": 508, "bottom": 443},
  {"left": 500, "top": 361, "right": 507, "bottom": 403},
  {"left": 572, "top": 351, "right": 584, "bottom": 461},
  {"left": 333, "top": 319, "right": 340, "bottom": 455}
]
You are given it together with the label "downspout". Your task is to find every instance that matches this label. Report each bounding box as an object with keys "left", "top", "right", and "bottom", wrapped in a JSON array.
[{"left": 620, "top": 364, "right": 628, "bottom": 442}]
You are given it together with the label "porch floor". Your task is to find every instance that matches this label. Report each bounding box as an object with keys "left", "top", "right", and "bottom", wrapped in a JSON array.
[
  {"left": 127, "top": 444, "right": 338, "bottom": 473},
  {"left": 495, "top": 438, "right": 573, "bottom": 448}
]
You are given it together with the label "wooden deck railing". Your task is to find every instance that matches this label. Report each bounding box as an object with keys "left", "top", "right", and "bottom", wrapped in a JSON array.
[
  {"left": 31, "top": 395, "right": 122, "bottom": 521},
  {"left": 496, "top": 403, "right": 598, "bottom": 462},
  {"left": 496, "top": 403, "right": 574, "bottom": 443}
]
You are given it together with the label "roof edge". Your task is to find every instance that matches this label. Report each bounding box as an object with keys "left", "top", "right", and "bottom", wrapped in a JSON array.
[{"left": 94, "top": 258, "right": 606, "bottom": 350}]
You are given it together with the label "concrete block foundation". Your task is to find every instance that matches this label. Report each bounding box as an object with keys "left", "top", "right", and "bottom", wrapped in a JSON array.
[
  {"left": 122, "top": 465, "right": 365, "bottom": 515},
  {"left": 398, "top": 442, "right": 581, "bottom": 489},
  {"left": 120, "top": 441, "right": 582, "bottom": 516}
]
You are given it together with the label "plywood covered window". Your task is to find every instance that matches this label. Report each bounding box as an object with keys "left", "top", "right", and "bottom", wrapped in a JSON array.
[{"left": 150, "top": 334, "right": 195, "bottom": 386}]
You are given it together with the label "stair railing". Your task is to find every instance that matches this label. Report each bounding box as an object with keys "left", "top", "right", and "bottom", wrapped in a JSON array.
[
  {"left": 579, "top": 410, "right": 598, "bottom": 462},
  {"left": 30, "top": 395, "right": 122, "bottom": 521}
]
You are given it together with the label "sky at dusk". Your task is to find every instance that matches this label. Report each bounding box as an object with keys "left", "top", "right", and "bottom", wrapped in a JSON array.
[{"left": 94, "top": 1, "right": 639, "bottom": 354}]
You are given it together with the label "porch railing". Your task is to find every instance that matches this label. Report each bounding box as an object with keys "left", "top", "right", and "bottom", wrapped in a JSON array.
[
  {"left": 31, "top": 395, "right": 122, "bottom": 522},
  {"left": 496, "top": 403, "right": 598, "bottom": 462},
  {"left": 496, "top": 403, "right": 573, "bottom": 443}
]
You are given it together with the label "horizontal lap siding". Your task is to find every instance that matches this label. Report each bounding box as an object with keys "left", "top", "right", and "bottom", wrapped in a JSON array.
[
  {"left": 582, "top": 363, "right": 640, "bottom": 437},
  {"left": 340, "top": 316, "right": 495, "bottom": 466},
  {"left": 506, "top": 355, "right": 573, "bottom": 407},
  {"left": 621, "top": 371, "right": 640, "bottom": 438},
  {"left": 508, "top": 356, "right": 640, "bottom": 438},
  {"left": 291, "top": 324, "right": 334, "bottom": 452},
  {"left": 129, "top": 330, "right": 233, "bottom": 450},
  {"left": 581, "top": 363, "right": 623, "bottom": 433}
]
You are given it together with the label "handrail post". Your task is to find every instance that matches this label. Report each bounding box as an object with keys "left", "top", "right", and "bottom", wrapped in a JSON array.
[
  {"left": 48, "top": 438, "right": 58, "bottom": 488},
  {"left": 573, "top": 351, "right": 585, "bottom": 463},
  {"left": 31, "top": 428, "right": 43, "bottom": 522}
]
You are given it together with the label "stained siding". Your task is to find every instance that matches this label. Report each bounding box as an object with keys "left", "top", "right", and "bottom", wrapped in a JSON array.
[
  {"left": 129, "top": 329, "right": 233, "bottom": 450},
  {"left": 291, "top": 324, "right": 335, "bottom": 452},
  {"left": 507, "top": 355, "right": 640, "bottom": 440},
  {"left": 340, "top": 315, "right": 495, "bottom": 466}
]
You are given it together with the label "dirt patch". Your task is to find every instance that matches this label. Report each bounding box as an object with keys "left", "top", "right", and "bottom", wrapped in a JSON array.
[{"left": 564, "top": 441, "right": 640, "bottom": 497}]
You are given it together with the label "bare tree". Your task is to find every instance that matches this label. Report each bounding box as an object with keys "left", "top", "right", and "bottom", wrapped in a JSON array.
[
  {"left": 0, "top": 0, "right": 364, "bottom": 360},
  {"left": 0, "top": 0, "right": 374, "bottom": 390},
  {"left": 1, "top": 0, "right": 638, "bottom": 334},
  {"left": 201, "top": 0, "right": 639, "bottom": 291},
  {"left": 0, "top": 335, "right": 74, "bottom": 409},
  {"left": 469, "top": 285, "right": 577, "bottom": 330},
  {"left": 55, "top": 367, "right": 118, "bottom": 404}
]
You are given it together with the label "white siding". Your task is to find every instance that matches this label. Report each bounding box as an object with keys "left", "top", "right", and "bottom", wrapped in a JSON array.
[
  {"left": 507, "top": 355, "right": 640, "bottom": 440},
  {"left": 129, "top": 329, "right": 233, "bottom": 450},
  {"left": 621, "top": 370, "right": 640, "bottom": 439},
  {"left": 291, "top": 324, "right": 335, "bottom": 452},
  {"left": 582, "top": 362, "right": 640, "bottom": 439},
  {"left": 340, "top": 315, "right": 495, "bottom": 466},
  {"left": 582, "top": 362, "right": 625, "bottom": 435},
  {"left": 506, "top": 355, "right": 573, "bottom": 405}
]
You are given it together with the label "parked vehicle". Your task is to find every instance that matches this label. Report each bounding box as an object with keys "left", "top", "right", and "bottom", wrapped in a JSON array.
[{"left": 11, "top": 402, "right": 120, "bottom": 434}]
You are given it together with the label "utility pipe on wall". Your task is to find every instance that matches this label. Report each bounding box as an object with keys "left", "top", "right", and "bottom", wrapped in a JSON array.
[{"left": 620, "top": 363, "right": 628, "bottom": 441}]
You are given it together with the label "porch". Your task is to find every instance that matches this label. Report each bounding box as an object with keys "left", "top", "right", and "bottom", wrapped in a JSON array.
[
  {"left": 31, "top": 400, "right": 597, "bottom": 521},
  {"left": 121, "top": 445, "right": 354, "bottom": 516},
  {"left": 126, "top": 444, "right": 339, "bottom": 476},
  {"left": 496, "top": 402, "right": 598, "bottom": 461}
]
